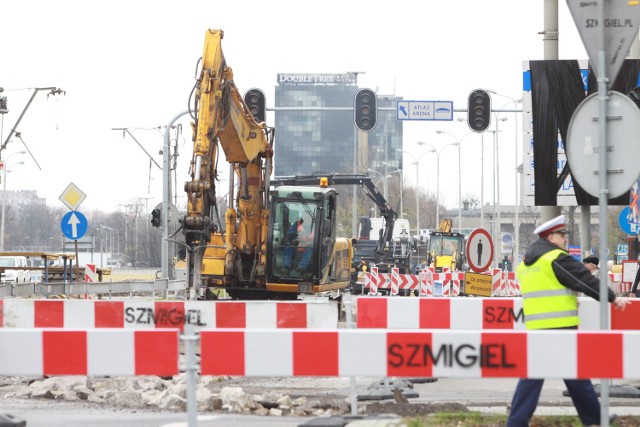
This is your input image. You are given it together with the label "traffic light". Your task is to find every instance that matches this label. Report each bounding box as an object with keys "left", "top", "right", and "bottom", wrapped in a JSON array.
[
  {"left": 467, "top": 89, "right": 491, "bottom": 132},
  {"left": 244, "top": 88, "right": 266, "bottom": 123},
  {"left": 151, "top": 208, "right": 161, "bottom": 228},
  {"left": 354, "top": 88, "right": 377, "bottom": 132}
]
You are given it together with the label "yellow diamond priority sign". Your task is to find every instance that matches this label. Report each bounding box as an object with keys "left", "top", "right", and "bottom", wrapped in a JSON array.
[{"left": 59, "top": 182, "right": 86, "bottom": 211}]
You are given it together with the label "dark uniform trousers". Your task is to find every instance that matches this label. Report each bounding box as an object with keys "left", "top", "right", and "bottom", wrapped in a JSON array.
[
  {"left": 507, "top": 328, "right": 600, "bottom": 426},
  {"left": 507, "top": 378, "right": 600, "bottom": 426}
]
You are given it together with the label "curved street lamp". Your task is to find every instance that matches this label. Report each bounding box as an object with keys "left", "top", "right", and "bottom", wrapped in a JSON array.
[
  {"left": 44, "top": 236, "right": 56, "bottom": 251},
  {"left": 417, "top": 141, "right": 458, "bottom": 228},
  {"left": 397, "top": 148, "right": 433, "bottom": 234},
  {"left": 435, "top": 130, "right": 476, "bottom": 232},
  {"left": 367, "top": 166, "right": 401, "bottom": 212},
  {"left": 488, "top": 90, "right": 523, "bottom": 268}
]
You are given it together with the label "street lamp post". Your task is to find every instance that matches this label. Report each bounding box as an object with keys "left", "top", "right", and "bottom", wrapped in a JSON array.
[
  {"left": 44, "top": 236, "right": 56, "bottom": 251},
  {"left": 494, "top": 117, "right": 508, "bottom": 267},
  {"left": 486, "top": 119, "right": 507, "bottom": 268},
  {"left": 0, "top": 151, "right": 26, "bottom": 251},
  {"left": 488, "top": 91, "right": 522, "bottom": 267},
  {"left": 367, "top": 166, "right": 401, "bottom": 210},
  {"left": 417, "top": 141, "right": 458, "bottom": 228},
  {"left": 434, "top": 131, "right": 475, "bottom": 232},
  {"left": 397, "top": 148, "right": 433, "bottom": 235}
]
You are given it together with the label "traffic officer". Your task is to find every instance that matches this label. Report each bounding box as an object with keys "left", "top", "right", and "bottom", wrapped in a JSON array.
[{"left": 507, "top": 215, "right": 629, "bottom": 427}]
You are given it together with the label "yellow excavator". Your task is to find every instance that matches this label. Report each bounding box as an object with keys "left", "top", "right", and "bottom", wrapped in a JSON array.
[
  {"left": 427, "top": 219, "right": 466, "bottom": 272},
  {"left": 180, "top": 30, "right": 352, "bottom": 299}
]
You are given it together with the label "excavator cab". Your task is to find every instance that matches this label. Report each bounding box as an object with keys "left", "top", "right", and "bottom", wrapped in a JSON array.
[
  {"left": 266, "top": 185, "right": 352, "bottom": 296},
  {"left": 425, "top": 218, "right": 466, "bottom": 272},
  {"left": 428, "top": 232, "right": 465, "bottom": 271}
]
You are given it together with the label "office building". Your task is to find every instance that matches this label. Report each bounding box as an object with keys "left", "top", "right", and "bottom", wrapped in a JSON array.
[{"left": 274, "top": 72, "right": 403, "bottom": 177}]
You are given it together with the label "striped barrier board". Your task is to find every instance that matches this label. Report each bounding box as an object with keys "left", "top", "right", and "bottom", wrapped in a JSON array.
[
  {"left": 363, "top": 270, "right": 622, "bottom": 298},
  {"left": 0, "top": 299, "right": 338, "bottom": 329},
  {"left": 364, "top": 271, "right": 464, "bottom": 296},
  {"left": 0, "top": 329, "right": 179, "bottom": 376},
  {"left": 2, "top": 328, "right": 639, "bottom": 378},
  {"left": 85, "top": 264, "right": 98, "bottom": 283},
  {"left": 199, "top": 329, "right": 640, "bottom": 379},
  {"left": 356, "top": 296, "right": 640, "bottom": 330}
]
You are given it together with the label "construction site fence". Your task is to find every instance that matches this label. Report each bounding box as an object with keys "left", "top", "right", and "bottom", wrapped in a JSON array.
[{"left": 1, "top": 327, "right": 639, "bottom": 379}]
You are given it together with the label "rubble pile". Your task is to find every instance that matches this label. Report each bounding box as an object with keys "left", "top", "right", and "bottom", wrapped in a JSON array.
[{"left": 0, "top": 375, "right": 352, "bottom": 417}]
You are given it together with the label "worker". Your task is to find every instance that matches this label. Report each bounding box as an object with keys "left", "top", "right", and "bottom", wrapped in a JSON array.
[
  {"left": 507, "top": 214, "right": 629, "bottom": 427},
  {"left": 296, "top": 222, "right": 314, "bottom": 273},
  {"left": 581, "top": 255, "right": 600, "bottom": 277},
  {"left": 582, "top": 255, "right": 614, "bottom": 289},
  {"left": 282, "top": 218, "right": 304, "bottom": 274}
]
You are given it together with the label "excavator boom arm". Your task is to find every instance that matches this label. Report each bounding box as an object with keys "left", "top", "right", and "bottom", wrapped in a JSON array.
[{"left": 185, "top": 29, "right": 273, "bottom": 240}]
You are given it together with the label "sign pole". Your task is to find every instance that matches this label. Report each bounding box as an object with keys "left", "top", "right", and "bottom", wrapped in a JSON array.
[
  {"left": 595, "top": 2, "right": 612, "bottom": 421},
  {"left": 567, "top": 2, "right": 640, "bottom": 424}
]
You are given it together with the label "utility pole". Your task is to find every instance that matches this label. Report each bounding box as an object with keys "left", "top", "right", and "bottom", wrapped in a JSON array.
[{"left": 0, "top": 87, "right": 65, "bottom": 158}]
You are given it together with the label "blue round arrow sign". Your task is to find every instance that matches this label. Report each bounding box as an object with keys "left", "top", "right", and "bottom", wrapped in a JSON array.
[
  {"left": 619, "top": 207, "right": 640, "bottom": 235},
  {"left": 61, "top": 210, "right": 88, "bottom": 240}
]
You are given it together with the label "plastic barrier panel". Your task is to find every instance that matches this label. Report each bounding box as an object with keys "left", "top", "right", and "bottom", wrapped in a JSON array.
[
  {"left": 0, "top": 329, "right": 179, "bottom": 376},
  {"left": 356, "top": 296, "right": 640, "bottom": 330},
  {"left": 200, "top": 329, "right": 640, "bottom": 379},
  {"left": 0, "top": 299, "right": 338, "bottom": 330}
]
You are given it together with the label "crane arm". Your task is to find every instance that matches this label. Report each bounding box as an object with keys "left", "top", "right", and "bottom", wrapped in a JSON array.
[{"left": 184, "top": 29, "right": 273, "bottom": 242}]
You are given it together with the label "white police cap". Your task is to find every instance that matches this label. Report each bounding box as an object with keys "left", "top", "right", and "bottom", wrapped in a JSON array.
[{"left": 533, "top": 214, "right": 568, "bottom": 237}]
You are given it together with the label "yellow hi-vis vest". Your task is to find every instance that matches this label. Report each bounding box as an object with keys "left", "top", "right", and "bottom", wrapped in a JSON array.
[{"left": 517, "top": 248, "right": 579, "bottom": 329}]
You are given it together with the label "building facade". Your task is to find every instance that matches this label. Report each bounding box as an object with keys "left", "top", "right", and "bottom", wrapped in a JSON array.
[{"left": 274, "top": 72, "right": 403, "bottom": 177}]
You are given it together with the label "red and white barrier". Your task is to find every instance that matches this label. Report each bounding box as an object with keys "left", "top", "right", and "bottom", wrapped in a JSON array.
[
  {"left": 0, "top": 299, "right": 337, "bottom": 330},
  {"left": 0, "top": 329, "right": 179, "bottom": 376},
  {"left": 363, "top": 271, "right": 462, "bottom": 296},
  {"left": 361, "top": 268, "right": 628, "bottom": 298},
  {"left": 4, "top": 328, "right": 640, "bottom": 378},
  {"left": 85, "top": 264, "right": 98, "bottom": 283},
  {"left": 199, "top": 328, "right": 640, "bottom": 378},
  {"left": 356, "top": 296, "right": 640, "bottom": 330}
]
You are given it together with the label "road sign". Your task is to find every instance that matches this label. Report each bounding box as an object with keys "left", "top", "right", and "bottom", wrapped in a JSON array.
[
  {"left": 396, "top": 100, "right": 453, "bottom": 121},
  {"left": 153, "top": 202, "right": 180, "bottom": 225},
  {"left": 619, "top": 207, "right": 640, "bottom": 235},
  {"left": 59, "top": 183, "right": 86, "bottom": 211},
  {"left": 464, "top": 272, "right": 492, "bottom": 297},
  {"left": 465, "top": 228, "right": 493, "bottom": 273},
  {"left": 567, "top": 0, "right": 640, "bottom": 83},
  {"left": 566, "top": 91, "right": 640, "bottom": 198},
  {"left": 61, "top": 210, "right": 88, "bottom": 240}
]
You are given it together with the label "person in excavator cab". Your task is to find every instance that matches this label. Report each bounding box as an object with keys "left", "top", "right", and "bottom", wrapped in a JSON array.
[{"left": 282, "top": 218, "right": 314, "bottom": 275}]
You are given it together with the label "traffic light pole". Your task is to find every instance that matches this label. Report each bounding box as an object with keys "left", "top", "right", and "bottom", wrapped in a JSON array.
[{"left": 162, "top": 110, "right": 191, "bottom": 284}]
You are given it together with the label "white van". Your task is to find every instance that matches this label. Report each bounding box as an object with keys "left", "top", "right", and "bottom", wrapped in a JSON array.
[
  {"left": 364, "top": 217, "right": 412, "bottom": 240},
  {"left": 0, "top": 256, "right": 32, "bottom": 284}
]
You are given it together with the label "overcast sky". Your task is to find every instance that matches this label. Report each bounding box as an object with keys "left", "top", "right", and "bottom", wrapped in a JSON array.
[{"left": 0, "top": 0, "right": 589, "bottom": 213}]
